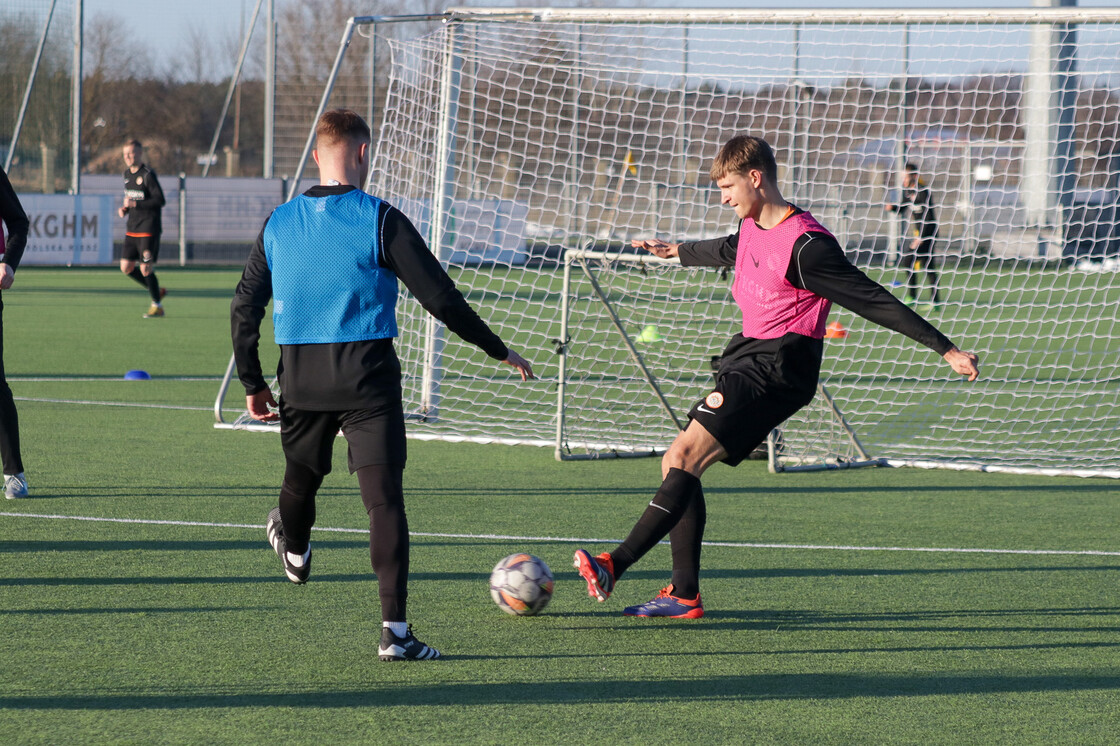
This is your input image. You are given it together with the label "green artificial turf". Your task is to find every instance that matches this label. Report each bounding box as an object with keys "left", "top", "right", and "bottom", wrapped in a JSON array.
[{"left": 1, "top": 268, "right": 1118, "bottom": 744}]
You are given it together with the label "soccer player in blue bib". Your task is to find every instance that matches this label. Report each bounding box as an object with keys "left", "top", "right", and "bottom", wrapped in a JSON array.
[{"left": 232, "top": 110, "right": 534, "bottom": 660}]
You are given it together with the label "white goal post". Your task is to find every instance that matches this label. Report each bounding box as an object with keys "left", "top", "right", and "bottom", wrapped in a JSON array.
[{"left": 215, "top": 7, "right": 1120, "bottom": 478}]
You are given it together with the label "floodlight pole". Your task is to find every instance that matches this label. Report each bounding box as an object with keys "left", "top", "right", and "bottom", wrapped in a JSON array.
[
  {"left": 263, "top": 0, "right": 275, "bottom": 178},
  {"left": 71, "top": 0, "right": 82, "bottom": 194},
  {"left": 202, "top": 0, "right": 264, "bottom": 177}
]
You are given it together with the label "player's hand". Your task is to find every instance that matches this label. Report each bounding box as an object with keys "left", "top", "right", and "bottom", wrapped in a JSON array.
[
  {"left": 0, "top": 264, "right": 13, "bottom": 290},
  {"left": 246, "top": 389, "right": 279, "bottom": 422},
  {"left": 117, "top": 206, "right": 127, "bottom": 218},
  {"left": 503, "top": 350, "right": 535, "bottom": 381},
  {"left": 943, "top": 347, "right": 980, "bottom": 382},
  {"left": 631, "top": 238, "right": 679, "bottom": 259}
]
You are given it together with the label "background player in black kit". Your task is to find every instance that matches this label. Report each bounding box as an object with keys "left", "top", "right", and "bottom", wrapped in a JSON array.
[
  {"left": 118, "top": 140, "right": 167, "bottom": 318},
  {"left": 574, "top": 136, "right": 979, "bottom": 618},
  {"left": 232, "top": 110, "right": 534, "bottom": 661},
  {"left": 886, "top": 162, "right": 941, "bottom": 307},
  {"left": 0, "top": 167, "right": 29, "bottom": 499}
]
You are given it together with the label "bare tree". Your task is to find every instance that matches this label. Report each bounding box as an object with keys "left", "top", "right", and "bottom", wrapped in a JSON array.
[{"left": 173, "top": 22, "right": 220, "bottom": 85}]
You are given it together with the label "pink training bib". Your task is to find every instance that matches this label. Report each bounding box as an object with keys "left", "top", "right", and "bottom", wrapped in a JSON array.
[{"left": 731, "top": 210, "right": 834, "bottom": 340}]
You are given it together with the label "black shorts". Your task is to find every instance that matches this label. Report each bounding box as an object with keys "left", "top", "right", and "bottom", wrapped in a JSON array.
[
  {"left": 900, "top": 238, "right": 935, "bottom": 269},
  {"left": 123, "top": 234, "right": 160, "bottom": 264},
  {"left": 279, "top": 397, "right": 407, "bottom": 476},
  {"left": 687, "top": 349, "right": 818, "bottom": 467}
]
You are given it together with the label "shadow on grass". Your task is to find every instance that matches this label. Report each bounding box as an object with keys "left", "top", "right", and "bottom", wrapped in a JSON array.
[
  {"left": 9, "top": 373, "right": 223, "bottom": 380},
  {"left": 4, "top": 671, "right": 1120, "bottom": 710},
  {"left": 687, "top": 565, "right": 1120, "bottom": 579},
  {"left": 0, "top": 573, "right": 383, "bottom": 587},
  {"left": 589, "top": 605, "right": 1120, "bottom": 635},
  {"left": 618, "top": 600, "right": 1120, "bottom": 631},
  {"left": 0, "top": 605, "right": 280, "bottom": 616},
  {"left": 5, "top": 483, "right": 1115, "bottom": 503},
  {"left": 21, "top": 287, "right": 237, "bottom": 300},
  {"left": 406, "top": 483, "right": 1120, "bottom": 497},
  {"left": 0, "top": 539, "right": 365, "bottom": 553},
  {"left": 456, "top": 638, "right": 1120, "bottom": 661},
  {"left": 0, "top": 570, "right": 512, "bottom": 586},
  {"left": 0, "top": 488, "right": 289, "bottom": 502},
  {"left": 557, "top": 566, "right": 1120, "bottom": 585}
]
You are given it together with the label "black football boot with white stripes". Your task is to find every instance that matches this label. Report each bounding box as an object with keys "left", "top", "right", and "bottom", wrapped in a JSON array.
[
  {"left": 378, "top": 625, "right": 442, "bottom": 661},
  {"left": 266, "top": 507, "right": 311, "bottom": 584}
]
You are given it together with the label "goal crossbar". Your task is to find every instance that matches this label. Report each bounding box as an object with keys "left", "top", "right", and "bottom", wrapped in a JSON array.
[{"left": 446, "top": 6, "right": 1120, "bottom": 25}]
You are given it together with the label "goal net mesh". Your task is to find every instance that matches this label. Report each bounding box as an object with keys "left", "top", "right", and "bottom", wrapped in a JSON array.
[{"left": 360, "top": 11, "right": 1120, "bottom": 474}]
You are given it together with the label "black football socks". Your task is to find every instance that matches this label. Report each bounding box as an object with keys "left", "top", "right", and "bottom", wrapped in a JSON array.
[{"left": 610, "top": 467, "right": 703, "bottom": 580}]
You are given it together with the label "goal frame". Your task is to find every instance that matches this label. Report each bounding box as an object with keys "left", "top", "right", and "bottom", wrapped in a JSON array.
[
  {"left": 557, "top": 249, "right": 883, "bottom": 470},
  {"left": 213, "top": 7, "right": 1120, "bottom": 479}
]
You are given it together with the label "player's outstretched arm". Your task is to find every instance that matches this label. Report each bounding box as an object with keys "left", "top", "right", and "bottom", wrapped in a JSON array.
[
  {"left": 943, "top": 347, "right": 980, "bottom": 382},
  {"left": 246, "top": 389, "right": 279, "bottom": 422},
  {"left": 631, "top": 238, "right": 679, "bottom": 259},
  {"left": 502, "top": 349, "right": 535, "bottom": 381}
]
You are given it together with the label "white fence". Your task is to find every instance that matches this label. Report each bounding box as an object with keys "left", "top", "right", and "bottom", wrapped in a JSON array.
[{"left": 76, "top": 175, "right": 317, "bottom": 264}]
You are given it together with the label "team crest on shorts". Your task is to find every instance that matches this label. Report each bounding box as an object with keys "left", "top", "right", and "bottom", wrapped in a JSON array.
[{"left": 705, "top": 392, "right": 724, "bottom": 409}]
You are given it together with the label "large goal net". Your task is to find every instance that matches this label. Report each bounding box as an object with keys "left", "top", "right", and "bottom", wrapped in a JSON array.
[{"left": 218, "top": 8, "right": 1120, "bottom": 478}]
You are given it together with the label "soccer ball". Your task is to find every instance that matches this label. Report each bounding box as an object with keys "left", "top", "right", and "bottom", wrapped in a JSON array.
[{"left": 489, "top": 553, "right": 554, "bottom": 616}]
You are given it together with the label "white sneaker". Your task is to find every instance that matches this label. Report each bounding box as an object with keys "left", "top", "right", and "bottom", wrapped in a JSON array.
[{"left": 4, "top": 473, "right": 29, "bottom": 499}]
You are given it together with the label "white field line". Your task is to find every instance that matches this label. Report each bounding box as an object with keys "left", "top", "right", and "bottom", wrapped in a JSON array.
[
  {"left": 9, "top": 376, "right": 222, "bottom": 382},
  {"left": 12, "top": 376, "right": 230, "bottom": 412},
  {"left": 13, "top": 396, "right": 237, "bottom": 413},
  {"left": 2, "top": 511, "right": 1119, "bottom": 557}
]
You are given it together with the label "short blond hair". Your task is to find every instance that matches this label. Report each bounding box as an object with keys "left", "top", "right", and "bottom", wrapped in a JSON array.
[
  {"left": 709, "top": 135, "right": 778, "bottom": 183},
  {"left": 315, "top": 109, "right": 371, "bottom": 150}
]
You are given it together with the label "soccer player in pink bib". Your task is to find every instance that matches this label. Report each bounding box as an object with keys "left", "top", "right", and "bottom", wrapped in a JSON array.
[{"left": 574, "top": 135, "right": 980, "bottom": 618}]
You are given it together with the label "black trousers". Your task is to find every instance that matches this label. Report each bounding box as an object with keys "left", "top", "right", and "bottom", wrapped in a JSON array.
[
  {"left": 278, "top": 400, "right": 409, "bottom": 621},
  {"left": 0, "top": 295, "right": 24, "bottom": 475}
]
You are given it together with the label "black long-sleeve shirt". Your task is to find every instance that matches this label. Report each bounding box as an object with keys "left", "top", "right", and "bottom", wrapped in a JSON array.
[
  {"left": 123, "top": 165, "right": 165, "bottom": 236},
  {"left": 0, "top": 168, "right": 28, "bottom": 270},
  {"left": 678, "top": 210, "right": 953, "bottom": 370},
  {"left": 231, "top": 185, "right": 509, "bottom": 410},
  {"left": 888, "top": 182, "right": 938, "bottom": 239}
]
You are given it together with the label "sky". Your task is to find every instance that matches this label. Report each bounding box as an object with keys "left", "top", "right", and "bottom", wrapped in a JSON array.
[
  {"left": 84, "top": 0, "right": 249, "bottom": 54},
  {"left": 86, "top": 0, "right": 1118, "bottom": 77}
]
